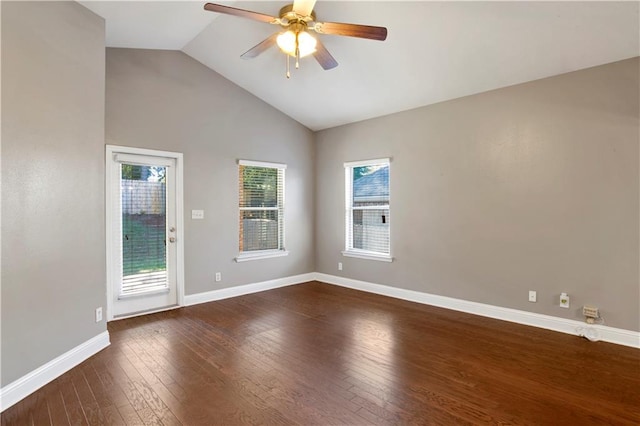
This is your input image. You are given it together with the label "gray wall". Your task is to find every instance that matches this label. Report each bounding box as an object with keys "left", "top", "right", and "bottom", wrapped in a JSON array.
[
  {"left": 1, "top": 1, "right": 106, "bottom": 386},
  {"left": 106, "top": 48, "right": 315, "bottom": 296},
  {"left": 315, "top": 58, "right": 640, "bottom": 331}
]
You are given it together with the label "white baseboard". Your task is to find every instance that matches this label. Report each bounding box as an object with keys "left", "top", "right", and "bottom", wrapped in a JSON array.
[
  {"left": 314, "top": 273, "right": 640, "bottom": 349},
  {"left": 184, "top": 273, "right": 317, "bottom": 306},
  {"left": 0, "top": 330, "right": 110, "bottom": 412}
]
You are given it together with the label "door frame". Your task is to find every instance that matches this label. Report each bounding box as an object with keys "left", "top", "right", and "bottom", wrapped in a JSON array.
[{"left": 105, "top": 145, "right": 185, "bottom": 321}]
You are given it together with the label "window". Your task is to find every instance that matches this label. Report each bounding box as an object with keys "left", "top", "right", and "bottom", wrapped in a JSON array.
[
  {"left": 343, "top": 158, "right": 392, "bottom": 262},
  {"left": 236, "top": 160, "right": 287, "bottom": 262}
]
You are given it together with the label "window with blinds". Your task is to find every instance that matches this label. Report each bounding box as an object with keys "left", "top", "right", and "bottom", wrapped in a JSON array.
[
  {"left": 344, "top": 158, "right": 391, "bottom": 260},
  {"left": 120, "top": 163, "right": 168, "bottom": 296},
  {"left": 238, "top": 160, "right": 286, "bottom": 259}
]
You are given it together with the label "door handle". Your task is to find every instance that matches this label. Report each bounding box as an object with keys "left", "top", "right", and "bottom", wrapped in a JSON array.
[
  {"left": 169, "top": 227, "right": 176, "bottom": 233},
  {"left": 169, "top": 237, "right": 176, "bottom": 243}
]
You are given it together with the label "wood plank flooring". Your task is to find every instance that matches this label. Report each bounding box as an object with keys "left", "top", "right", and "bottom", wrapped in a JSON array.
[{"left": 2, "top": 281, "right": 639, "bottom": 425}]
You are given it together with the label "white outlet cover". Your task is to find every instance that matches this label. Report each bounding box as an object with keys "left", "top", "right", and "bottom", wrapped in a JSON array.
[
  {"left": 528, "top": 291, "right": 537, "bottom": 302},
  {"left": 192, "top": 209, "right": 204, "bottom": 219}
]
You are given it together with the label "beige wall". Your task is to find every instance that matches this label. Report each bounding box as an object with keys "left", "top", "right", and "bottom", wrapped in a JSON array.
[
  {"left": 315, "top": 58, "right": 640, "bottom": 331},
  {"left": 106, "top": 48, "right": 315, "bottom": 295},
  {"left": 1, "top": 1, "right": 106, "bottom": 386}
]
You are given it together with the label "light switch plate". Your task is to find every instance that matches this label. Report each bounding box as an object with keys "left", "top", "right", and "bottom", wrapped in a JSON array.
[{"left": 192, "top": 209, "right": 204, "bottom": 220}]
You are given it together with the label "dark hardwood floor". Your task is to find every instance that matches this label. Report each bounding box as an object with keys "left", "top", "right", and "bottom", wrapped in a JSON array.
[{"left": 2, "top": 281, "right": 639, "bottom": 425}]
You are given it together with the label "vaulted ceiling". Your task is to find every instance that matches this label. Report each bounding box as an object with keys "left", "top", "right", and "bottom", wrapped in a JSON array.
[{"left": 81, "top": 1, "right": 640, "bottom": 131}]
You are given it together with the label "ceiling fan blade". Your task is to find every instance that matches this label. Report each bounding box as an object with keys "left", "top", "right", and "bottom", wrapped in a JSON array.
[
  {"left": 241, "top": 33, "right": 278, "bottom": 59},
  {"left": 313, "top": 40, "right": 338, "bottom": 70},
  {"left": 314, "top": 21, "right": 388, "bottom": 41},
  {"left": 292, "top": 0, "right": 317, "bottom": 17},
  {"left": 204, "top": 3, "right": 278, "bottom": 24}
]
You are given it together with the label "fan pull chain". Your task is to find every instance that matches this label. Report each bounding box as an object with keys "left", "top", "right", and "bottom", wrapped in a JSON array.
[{"left": 286, "top": 54, "right": 290, "bottom": 79}]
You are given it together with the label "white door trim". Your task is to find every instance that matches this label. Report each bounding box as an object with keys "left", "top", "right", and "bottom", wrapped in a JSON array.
[{"left": 105, "top": 145, "right": 185, "bottom": 321}]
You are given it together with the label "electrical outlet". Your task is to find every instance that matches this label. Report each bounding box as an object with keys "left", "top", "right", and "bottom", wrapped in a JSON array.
[
  {"left": 338, "top": 262, "right": 343, "bottom": 271},
  {"left": 528, "top": 290, "right": 537, "bottom": 302},
  {"left": 95, "top": 307, "right": 103, "bottom": 323},
  {"left": 215, "top": 272, "right": 221, "bottom": 282},
  {"left": 559, "top": 292, "right": 570, "bottom": 308},
  {"left": 192, "top": 209, "right": 204, "bottom": 220}
]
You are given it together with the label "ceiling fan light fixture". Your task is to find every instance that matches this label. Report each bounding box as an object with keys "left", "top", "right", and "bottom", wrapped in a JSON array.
[
  {"left": 203, "top": 1, "right": 388, "bottom": 77},
  {"left": 276, "top": 29, "right": 317, "bottom": 58}
]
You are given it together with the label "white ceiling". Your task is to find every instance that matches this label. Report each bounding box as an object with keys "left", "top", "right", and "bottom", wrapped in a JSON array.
[{"left": 81, "top": 1, "right": 640, "bottom": 131}]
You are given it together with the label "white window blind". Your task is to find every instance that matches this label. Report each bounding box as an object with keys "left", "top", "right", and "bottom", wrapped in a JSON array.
[
  {"left": 344, "top": 158, "right": 391, "bottom": 259},
  {"left": 119, "top": 163, "right": 169, "bottom": 296},
  {"left": 238, "top": 160, "right": 286, "bottom": 256}
]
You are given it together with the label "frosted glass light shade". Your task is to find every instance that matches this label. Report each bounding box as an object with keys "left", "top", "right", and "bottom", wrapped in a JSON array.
[{"left": 276, "top": 30, "right": 317, "bottom": 57}]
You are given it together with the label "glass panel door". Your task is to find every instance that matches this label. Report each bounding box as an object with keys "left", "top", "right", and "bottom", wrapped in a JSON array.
[{"left": 109, "top": 152, "right": 178, "bottom": 318}]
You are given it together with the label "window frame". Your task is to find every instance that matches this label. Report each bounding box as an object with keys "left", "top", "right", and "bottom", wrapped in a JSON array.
[
  {"left": 343, "top": 158, "right": 393, "bottom": 262},
  {"left": 235, "top": 159, "right": 288, "bottom": 262}
]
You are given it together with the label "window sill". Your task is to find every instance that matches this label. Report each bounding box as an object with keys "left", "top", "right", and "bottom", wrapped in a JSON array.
[
  {"left": 235, "top": 250, "right": 289, "bottom": 263},
  {"left": 342, "top": 250, "right": 393, "bottom": 262}
]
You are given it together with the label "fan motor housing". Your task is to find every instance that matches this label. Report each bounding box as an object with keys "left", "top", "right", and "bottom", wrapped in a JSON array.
[{"left": 279, "top": 4, "right": 316, "bottom": 22}]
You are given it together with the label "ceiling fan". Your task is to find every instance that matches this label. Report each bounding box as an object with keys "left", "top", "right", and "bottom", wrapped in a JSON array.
[{"left": 204, "top": 0, "right": 387, "bottom": 78}]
